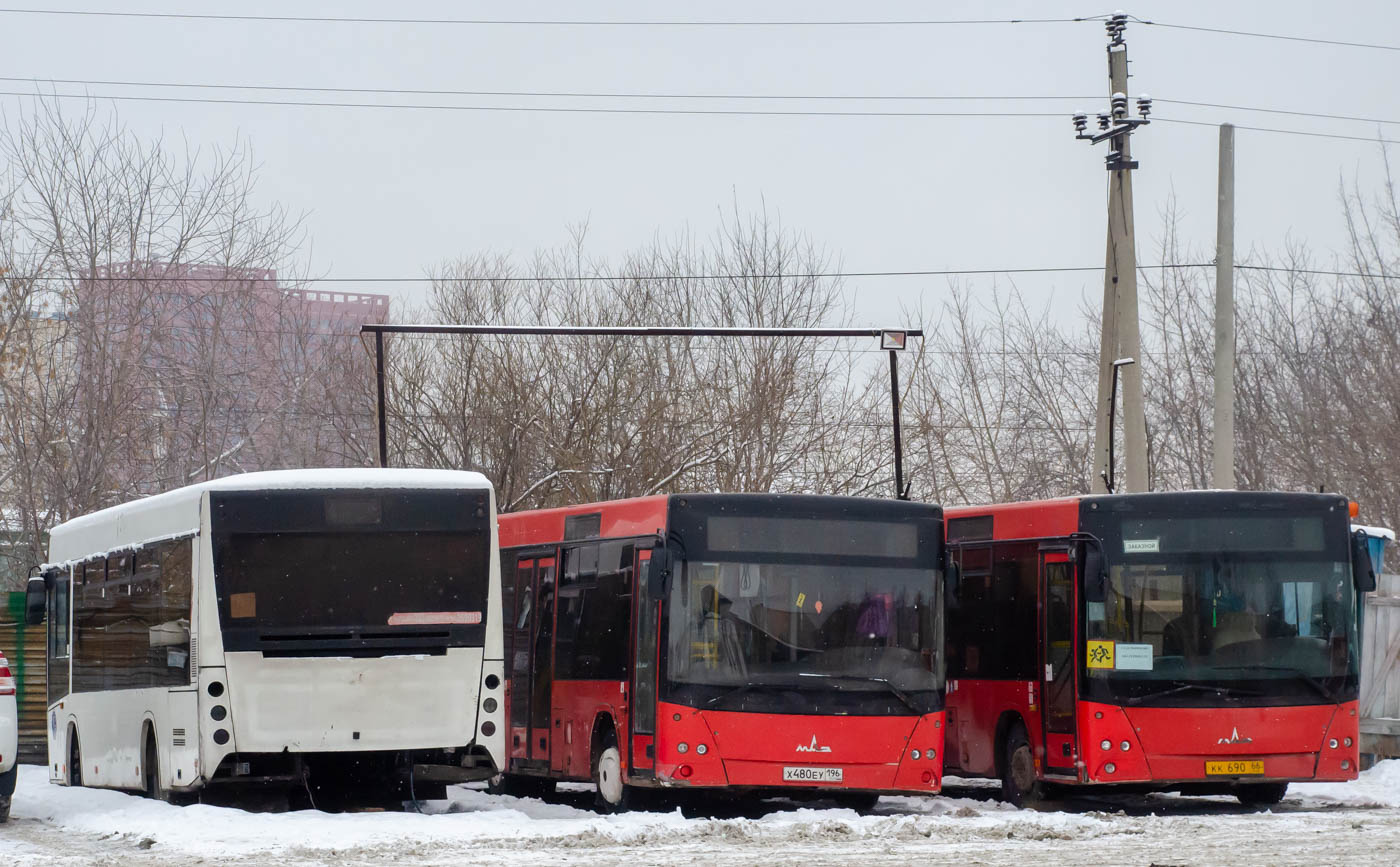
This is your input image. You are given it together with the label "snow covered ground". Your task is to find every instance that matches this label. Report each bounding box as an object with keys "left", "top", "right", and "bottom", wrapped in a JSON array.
[{"left": 4, "top": 764, "right": 1400, "bottom": 865}]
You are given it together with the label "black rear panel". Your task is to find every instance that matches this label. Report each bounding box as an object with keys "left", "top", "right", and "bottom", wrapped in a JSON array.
[{"left": 212, "top": 489, "right": 490, "bottom": 654}]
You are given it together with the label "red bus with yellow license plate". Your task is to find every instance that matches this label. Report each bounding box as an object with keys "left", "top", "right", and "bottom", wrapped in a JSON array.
[
  {"left": 942, "top": 491, "right": 1376, "bottom": 806},
  {"left": 495, "top": 493, "right": 945, "bottom": 810}
]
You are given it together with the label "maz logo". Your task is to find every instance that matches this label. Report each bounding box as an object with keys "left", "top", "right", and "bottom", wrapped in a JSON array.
[
  {"left": 1218, "top": 727, "right": 1253, "bottom": 745},
  {"left": 796, "top": 735, "right": 832, "bottom": 753}
]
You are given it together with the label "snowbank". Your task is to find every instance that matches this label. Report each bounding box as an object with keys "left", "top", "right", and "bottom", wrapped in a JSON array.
[{"left": 6, "top": 761, "right": 1400, "bottom": 860}]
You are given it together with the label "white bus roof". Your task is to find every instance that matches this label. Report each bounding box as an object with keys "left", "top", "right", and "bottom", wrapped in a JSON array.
[{"left": 46, "top": 468, "right": 492, "bottom": 568}]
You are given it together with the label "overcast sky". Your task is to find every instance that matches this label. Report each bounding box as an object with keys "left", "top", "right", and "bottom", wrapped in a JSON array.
[{"left": 2, "top": 1, "right": 1396, "bottom": 327}]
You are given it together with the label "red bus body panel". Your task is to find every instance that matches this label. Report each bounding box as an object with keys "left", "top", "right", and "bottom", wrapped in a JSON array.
[
  {"left": 654, "top": 702, "right": 944, "bottom": 793},
  {"left": 1077, "top": 700, "right": 1360, "bottom": 783},
  {"left": 499, "top": 496, "right": 669, "bottom": 550},
  {"left": 945, "top": 679, "right": 1040, "bottom": 777}
]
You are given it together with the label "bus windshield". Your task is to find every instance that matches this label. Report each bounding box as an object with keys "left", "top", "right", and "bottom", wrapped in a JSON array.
[
  {"left": 660, "top": 498, "right": 945, "bottom": 715},
  {"left": 212, "top": 489, "right": 490, "bottom": 652},
  {"left": 667, "top": 560, "right": 941, "bottom": 710},
  {"left": 1083, "top": 511, "right": 1358, "bottom": 706}
]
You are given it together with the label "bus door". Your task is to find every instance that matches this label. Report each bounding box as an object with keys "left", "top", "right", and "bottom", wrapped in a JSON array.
[
  {"left": 1040, "top": 550, "right": 1078, "bottom": 775},
  {"left": 513, "top": 555, "right": 557, "bottom": 766},
  {"left": 628, "top": 548, "right": 660, "bottom": 777}
]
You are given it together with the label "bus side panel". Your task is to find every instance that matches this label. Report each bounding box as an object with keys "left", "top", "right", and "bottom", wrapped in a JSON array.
[
  {"left": 944, "top": 679, "right": 1041, "bottom": 778},
  {"left": 62, "top": 688, "right": 169, "bottom": 790},
  {"left": 550, "top": 679, "right": 626, "bottom": 780},
  {"left": 164, "top": 688, "right": 200, "bottom": 791}
]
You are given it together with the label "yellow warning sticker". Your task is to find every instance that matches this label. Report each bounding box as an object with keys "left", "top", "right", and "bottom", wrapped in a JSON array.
[
  {"left": 1087, "top": 640, "right": 1115, "bottom": 669},
  {"left": 795, "top": 592, "right": 807, "bottom": 608}
]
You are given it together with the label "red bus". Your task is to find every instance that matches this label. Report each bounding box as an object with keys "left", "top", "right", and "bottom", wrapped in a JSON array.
[
  {"left": 494, "top": 493, "right": 946, "bottom": 810},
  {"left": 942, "top": 491, "right": 1376, "bottom": 806}
]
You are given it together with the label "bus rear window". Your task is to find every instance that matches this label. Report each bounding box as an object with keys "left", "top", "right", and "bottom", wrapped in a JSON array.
[{"left": 211, "top": 490, "right": 490, "bottom": 649}]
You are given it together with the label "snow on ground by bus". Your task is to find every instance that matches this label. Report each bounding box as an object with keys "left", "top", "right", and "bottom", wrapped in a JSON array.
[{"left": 6, "top": 764, "right": 1400, "bottom": 865}]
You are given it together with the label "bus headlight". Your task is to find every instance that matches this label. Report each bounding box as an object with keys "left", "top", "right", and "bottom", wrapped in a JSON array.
[
  {"left": 696, "top": 744, "right": 708, "bottom": 755},
  {"left": 1345, "top": 737, "right": 1353, "bottom": 748},
  {"left": 1101, "top": 739, "right": 1112, "bottom": 751},
  {"left": 1330, "top": 738, "right": 1339, "bottom": 749},
  {"left": 677, "top": 742, "right": 689, "bottom": 754},
  {"left": 1120, "top": 741, "right": 1131, "bottom": 751},
  {"left": 1104, "top": 762, "right": 1117, "bottom": 774},
  {"left": 911, "top": 749, "right": 921, "bottom": 760}
]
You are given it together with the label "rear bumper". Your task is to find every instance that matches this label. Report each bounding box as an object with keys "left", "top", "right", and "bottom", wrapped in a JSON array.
[{"left": 0, "top": 694, "right": 16, "bottom": 773}]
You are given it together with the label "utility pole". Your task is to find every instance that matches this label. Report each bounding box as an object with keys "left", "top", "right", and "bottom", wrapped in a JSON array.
[
  {"left": 1075, "top": 12, "right": 1151, "bottom": 493},
  {"left": 1212, "top": 123, "right": 1236, "bottom": 489}
]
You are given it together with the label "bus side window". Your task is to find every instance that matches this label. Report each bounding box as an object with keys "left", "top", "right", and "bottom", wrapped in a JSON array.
[
  {"left": 48, "top": 572, "right": 70, "bottom": 706},
  {"left": 153, "top": 539, "right": 194, "bottom": 685}
]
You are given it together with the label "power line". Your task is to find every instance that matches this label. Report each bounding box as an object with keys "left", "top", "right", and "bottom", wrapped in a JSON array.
[
  {"left": 1135, "top": 18, "right": 1400, "bottom": 53},
  {"left": 0, "top": 75, "right": 1097, "bottom": 103},
  {"left": 0, "top": 8, "right": 1096, "bottom": 27},
  {"left": 0, "top": 88, "right": 1066, "bottom": 118},
  {"left": 8, "top": 76, "right": 1399, "bottom": 130},
  {"left": 7, "top": 88, "right": 1398, "bottom": 147},
  {"left": 11, "top": 262, "right": 1395, "bottom": 285},
  {"left": 1158, "top": 98, "right": 1400, "bottom": 128},
  {"left": 11, "top": 265, "right": 1164, "bottom": 284},
  {"left": 1157, "top": 117, "right": 1399, "bottom": 147}
]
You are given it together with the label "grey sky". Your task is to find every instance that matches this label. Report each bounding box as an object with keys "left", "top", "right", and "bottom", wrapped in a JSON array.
[{"left": 3, "top": 1, "right": 1395, "bottom": 327}]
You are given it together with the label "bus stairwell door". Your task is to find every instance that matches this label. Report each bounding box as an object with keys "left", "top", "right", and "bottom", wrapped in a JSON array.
[
  {"left": 1041, "top": 553, "right": 1078, "bottom": 775},
  {"left": 629, "top": 549, "right": 659, "bottom": 776},
  {"left": 514, "top": 556, "right": 557, "bottom": 766}
]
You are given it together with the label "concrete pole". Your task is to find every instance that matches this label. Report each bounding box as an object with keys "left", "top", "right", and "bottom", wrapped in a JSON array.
[
  {"left": 1091, "top": 42, "right": 1149, "bottom": 493},
  {"left": 1212, "top": 123, "right": 1236, "bottom": 489},
  {"left": 1092, "top": 179, "right": 1119, "bottom": 494},
  {"left": 1110, "top": 46, "right": 1148, "bottom": 493}
]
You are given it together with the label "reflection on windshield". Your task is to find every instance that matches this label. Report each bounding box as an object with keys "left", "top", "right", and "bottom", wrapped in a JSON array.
[
  {"left": 667, "top": 560, "right": 942, "bottom": 696},
  {"left": 1086, "top": 557, "right": 1357, "bottom": 698}
]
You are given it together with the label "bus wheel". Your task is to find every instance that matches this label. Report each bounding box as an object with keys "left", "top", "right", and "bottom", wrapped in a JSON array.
[
  {"left": 594, "top": 742, "right": 626, "bottom": 812},
  {"left": 68, "top": 730, "right": 83, "bottom": 787},
  {"left": 143, "top": 729, "right": 167, "bottom": 801},
  {"left": 1236, "top": 782, "right": 1288, "bottom": 806},
  {"left": 1001, "top": 724, "right": 1043, "bottom": 808}
]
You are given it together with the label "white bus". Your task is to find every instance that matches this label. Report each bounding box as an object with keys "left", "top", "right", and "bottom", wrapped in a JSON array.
[{"left": 25, "top": 468, "right": 505, "bottom": 808}]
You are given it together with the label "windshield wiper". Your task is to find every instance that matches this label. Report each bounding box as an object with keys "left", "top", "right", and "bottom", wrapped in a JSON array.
[
  {"left": 703, "top": 683, "right": 757, "bottom": 708},
  {"left": 1210, "top": 665, "right": 1337, "bottom": 702},
  {"left": 798, "top": 672, "right": 924, "bottom": 714},
  {"left": 1125, "top": 680, "right": 1262, "bottom": 706}
]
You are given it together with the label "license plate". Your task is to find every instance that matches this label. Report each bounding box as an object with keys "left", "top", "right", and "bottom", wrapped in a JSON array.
[
  {"left": 1206, "top": 760, "right": 1265, "bottom": 776},
  {"left": 782, "top": 766, "right": 843, "bottom": 783}
]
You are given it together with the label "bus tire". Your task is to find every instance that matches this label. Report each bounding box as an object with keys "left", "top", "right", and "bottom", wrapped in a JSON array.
[
  {"left": 1236, "top": 782, "right": 1288, "bottom": 806},
  {"left": 1001, "top": 723, "right": 1043, "bottom": 808},
  {"left": 593, "top": 742, "right": 626, "bottom": 812},
  {"left": 143, "top": 727, "right": 167, "bottom": 801},
  {"left": 68, "top": 728, "right": 82, "bottom": 787}
]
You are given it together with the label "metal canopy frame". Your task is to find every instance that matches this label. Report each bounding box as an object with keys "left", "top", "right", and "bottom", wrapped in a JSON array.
[{"left": 360, "top": 323, "right": 922, "bottom": 499}]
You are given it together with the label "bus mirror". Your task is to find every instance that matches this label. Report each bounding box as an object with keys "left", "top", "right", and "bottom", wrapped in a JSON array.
[
  {"left": 1083, "top": 547, "right": 1107, "bottom": 603},
  {"left": 648, "top": 547, "right": 674, "bottom": 597},
  {"left": 25, "top": 575, "right": 46, "bottom": 625},
  {"left": 1352, "top": 531, "right": 1378, "bottom": 593}
]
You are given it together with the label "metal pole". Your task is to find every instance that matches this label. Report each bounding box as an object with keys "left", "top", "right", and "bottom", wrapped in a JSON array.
[
  {"left": 888, "top": 349, "right": 906, "bottom": 500},
  {"left": 1213, "top": 123, "right": 1236, "bottom": 489},
  {"left": 375, "top": 330, "right": 388, "bottom": 468}
]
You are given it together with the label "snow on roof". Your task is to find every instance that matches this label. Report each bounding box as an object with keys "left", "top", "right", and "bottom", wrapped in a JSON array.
[
  {"left": 47, "top": 468, "right": 492, "bottom": 565},
  {"left": 1355, "top": 524, "right": 1396, "bottom": 541}
]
